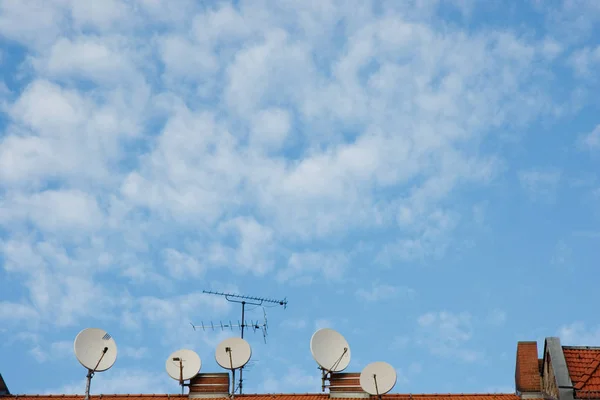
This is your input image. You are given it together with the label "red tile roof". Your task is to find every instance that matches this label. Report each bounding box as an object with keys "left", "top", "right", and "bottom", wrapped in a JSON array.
[
  {"left": 239, "top": 396, "right": 518, "bottom": 400},
  {"left": 0, "top": 394, "right": 519, "bottom": 400},
  {"left": 563, "top": 347, "right": 600, "bottom": 392},
  {"left": 0, "top": 397, "right": 184, "bottom": 400}
]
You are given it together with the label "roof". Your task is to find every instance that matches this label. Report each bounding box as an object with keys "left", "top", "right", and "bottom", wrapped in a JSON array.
[
  {"left": 563, "top": 346, "right": 600, "bottom": 392},
  {"left": 240, "top": 396, "right": 519, "bottom": 400},
  {"left": 0, "top": 394, "right": 520, "bottom": 400},
  {"left": 0, "top": 396, "right": 184, "bottom": 400}
]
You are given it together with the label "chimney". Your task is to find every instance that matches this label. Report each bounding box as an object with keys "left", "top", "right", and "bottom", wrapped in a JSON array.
[
  {"left": 0, "top": 373, "right": 10, "bottom": 395},
  {"left": 328, "top": 372, "right": 369, "bottom": 398},
  {"left": 516, "top": 341, "right": 543, "bottom": 398},
  {"left": 188, "top": 373, "right": 230, "bottom": 398}
]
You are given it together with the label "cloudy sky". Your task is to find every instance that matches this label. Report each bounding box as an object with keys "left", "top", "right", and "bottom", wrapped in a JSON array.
[{"left": 1, "top": 0, "right": 600, "bottom": 395}]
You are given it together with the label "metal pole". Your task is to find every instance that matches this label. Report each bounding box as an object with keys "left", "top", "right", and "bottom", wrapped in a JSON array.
[
  {"left": 84, "top": 370, "right": 93, "bottom": 400},
  {"left": 239, "top": 302, "right": 245, "bottom": 394}
]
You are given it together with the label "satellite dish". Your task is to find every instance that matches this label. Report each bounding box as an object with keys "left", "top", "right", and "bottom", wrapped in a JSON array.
[
  {"left": 74, "top": 328, "right": 118, "bottom": 372},
  {"left": 310, "top": 328, "right": 351, "bottom": 372},
  {"left": 166, "top": 349, "right": 202, "bottom": 381},
  {"left": 215, "top": 337, "right": 252, "bottom": 370},
  {"left": 359, "top": 361, "right": 397, "bottom": 395}
]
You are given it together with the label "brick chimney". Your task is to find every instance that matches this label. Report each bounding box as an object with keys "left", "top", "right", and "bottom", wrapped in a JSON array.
[
  {"left": 188, "top": 373, "right": 230, "bottom": 398},
  {"left": 515, "top": 341, "right": 542, "bottom": 398},
  {"left": 328, "top": 372, "right": 369, "bottom": 399}
]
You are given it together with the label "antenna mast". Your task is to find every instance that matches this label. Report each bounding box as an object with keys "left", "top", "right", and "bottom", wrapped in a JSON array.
[{"left": 200, "top": 290, "right": 287, "bottom": 394}]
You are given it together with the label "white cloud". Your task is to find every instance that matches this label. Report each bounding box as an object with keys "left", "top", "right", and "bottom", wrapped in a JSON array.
[
  {"left": 281, "top": 318, "right": 307, "bottom": 330},
  {"left": 122, "top": 346, "right": 149, "bottom": 360},
  {"left": 0, "top": 79, "right": 143, "bottom": 188},
  {"left": 518, "top": 168, "right": 562, "bottom": 202},
  {"left": 558, "top": 322, "right": 600, "bottom": 346},
  {"left": 551, "top": 240, "right": 572, "bottom": 267},
  {"left": 163, "top": 248, "right": 204, "bottom": 279},
  {"left": 416, "top": 311, "right": 482, "bottom": 362},
  {"left": 356, "top": 283, "right": 415, "bottom": 302},
  {"left": 0, "top": 0, "right": 67, "bottom": 49},
  {"left": 278, "top": 251, "right": 348, "bottom": 284},
  {"left": 34, "top": 36, "right": 138, "bottom": 84},
  {"left": 569, "top": 45, "right": 600, "bottom": 78},
  {"left": 314, "top": 319, "right": 332, "bottom": 330},
  {"left": 486, "top": 309, "right": 507, "bottom": 326},
  {"left": 158, "top": 34, "right": 218, "bottom": 80},
  {"left": 0, "top": 301, "right": 39, "bottom": 322},
  {"left": 28, "top": 340, "right": 72, "bottom": 363},
  {"left": 68, "top": 0, "right": 132, "bottom": 31},
  {"left": 377, "top": 209, "right": 460, "bottom": 263},
  {"left": 579, "top": 124, "right": 600, "bottom": 150},
  {"left": 0, "top": 190, "right": 104, "bottom": 234},
  {"left": 391, "top": 335, "right": 410, "bottom": 350},
  {"left": 250, "top": 108, "right": 292, "bottom": 151}
]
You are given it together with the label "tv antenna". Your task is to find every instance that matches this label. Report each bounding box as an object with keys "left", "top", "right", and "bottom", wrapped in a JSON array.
[
  {"left": 359, "top": 361, "right": 397, "bottom": 399},
  {"left": 215, "top": 337, "right": 252, "bottom": 399},
  {"left": 165, "top": 349, "right": 202, "bottom": 394},
  {"left": 196, "top": 290, "right": 287, "bottom": 394},
  {"left": 73, "top": 328, "right": 118, "bottom": 400},
  {"left": 191, "top": 308, "right": 269, "bottom": 344},
  {"left": 310, "top": 328, "right": 351, "bottom": 392}
]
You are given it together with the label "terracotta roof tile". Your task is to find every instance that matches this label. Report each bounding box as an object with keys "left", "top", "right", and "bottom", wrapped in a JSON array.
[
  {"left": 203, "top": 395, "right": 519, "bottom": 400},
  {"left": 0, "top": 396, "right": 185, "bottom": 400},
  {"left": 563, "top": 347, "right": 600, "bottom": 393},
  {"left": 0, "top": 394, "right": 519, "bottom": 400}
]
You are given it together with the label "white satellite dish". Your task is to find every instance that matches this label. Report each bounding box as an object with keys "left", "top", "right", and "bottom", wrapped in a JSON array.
[
  {"left": 166, "top": 349, "right": 202, "bottom": 382},
  {"left": 359, "top": 361, "right": 397, "bottom": 396},
  {"left": 310, "top": 328, "right": 351, "bottom": 372},
  {"left": 74, "top": 328, "right": 118, "bottom": 372},
  {"left": 215, "top": 337, "right": 252, "bottom": 370}
]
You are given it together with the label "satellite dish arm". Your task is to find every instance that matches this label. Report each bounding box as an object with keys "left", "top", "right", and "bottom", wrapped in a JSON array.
[
  {"left": 328, "top": 347, "right": 348, "bottom": 372},
  {"left": 373, "top": 374, "right": 381, "bottom": 400},
  {"left": 93, "top": 347, "right": 109, "bottom": 372}
]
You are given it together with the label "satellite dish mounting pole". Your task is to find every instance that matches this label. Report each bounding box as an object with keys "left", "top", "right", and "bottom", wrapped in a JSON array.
[
  {"left": 320, "top": 367, "right": 327, "bottom": 392},
  {"left": 201, "top": 290, "right": 287, "bottom": 395},
  {"left": 171, "top": 357, "right": 185, "bottom": 394},
  {"left": 84, "top": 369, "right": 93, "bottom": 400},
  {"left": 84, "top": 346, "right": 108, "bottom": 400}
]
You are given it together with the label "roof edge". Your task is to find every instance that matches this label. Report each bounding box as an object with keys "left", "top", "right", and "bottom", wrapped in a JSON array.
[{"left": 0, "top": 395, "right": 521, "bottom": 398}]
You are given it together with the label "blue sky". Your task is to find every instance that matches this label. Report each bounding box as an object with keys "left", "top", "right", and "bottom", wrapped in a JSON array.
[{"left": 1, "top": 0, "right": 600, "bottom": 395}]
